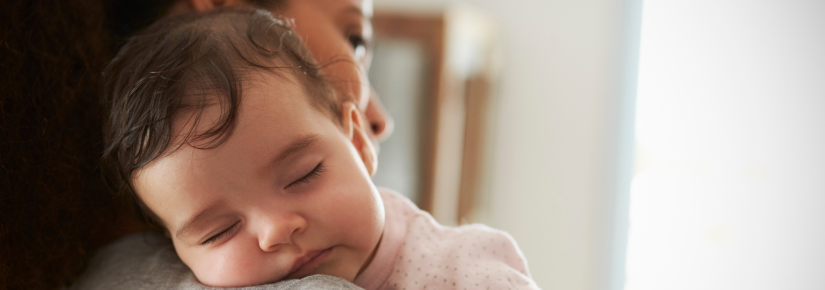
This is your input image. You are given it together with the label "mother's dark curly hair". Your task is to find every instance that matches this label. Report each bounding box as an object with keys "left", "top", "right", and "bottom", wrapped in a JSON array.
[{"left": 0, "top": 0, "right": 144, "bottom": 289}]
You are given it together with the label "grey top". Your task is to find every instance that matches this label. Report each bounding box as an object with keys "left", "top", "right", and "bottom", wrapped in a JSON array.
[{"left": 71, "top": 232, "right": 364, "bottom": 290}]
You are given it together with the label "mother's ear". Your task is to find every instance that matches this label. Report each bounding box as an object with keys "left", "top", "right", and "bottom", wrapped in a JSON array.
[{"left": 341, "top": 102, "right": 377, "bottom": 176}]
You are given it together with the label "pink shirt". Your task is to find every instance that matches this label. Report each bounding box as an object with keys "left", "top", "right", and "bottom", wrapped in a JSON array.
[{"left": 354, "top": 189, "right": 540, "bottom": 290}]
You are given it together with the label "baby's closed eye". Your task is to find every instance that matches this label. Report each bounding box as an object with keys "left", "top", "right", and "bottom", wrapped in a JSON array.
[
  {"left": 285, "top": 162, "right": 325, "bottom": 190},
  {"left": 202, "top": 221, "right": 241, "bottom": 246}
]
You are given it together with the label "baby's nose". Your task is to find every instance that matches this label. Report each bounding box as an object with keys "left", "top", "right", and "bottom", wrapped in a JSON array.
[{"left": 258, "top": 212, "right": 307, "bottom": 252}]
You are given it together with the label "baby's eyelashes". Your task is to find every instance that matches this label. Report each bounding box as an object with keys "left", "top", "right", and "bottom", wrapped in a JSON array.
[
  {"left": 284, "top": 162, "right": 326, "bottom": 190},
  {"left": 201, "top": 221, "right": 241, "bottom": 246}
]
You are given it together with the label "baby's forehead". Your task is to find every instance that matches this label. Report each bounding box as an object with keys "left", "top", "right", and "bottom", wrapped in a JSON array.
[{"left": 170, "top": 70, "right": 328, "bottom": 145}]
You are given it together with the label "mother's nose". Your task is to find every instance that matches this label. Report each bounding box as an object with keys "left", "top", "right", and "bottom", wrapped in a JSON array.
[
  {"left": 257, "top": 212, "right": 307, "bottom": 252},
  {"left": 365, "top": 91, "right": 394, "bottom": 142}
]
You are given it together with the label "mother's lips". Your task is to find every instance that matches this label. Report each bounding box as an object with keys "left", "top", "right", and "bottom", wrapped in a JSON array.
[{"left": 285, "top": 247, "right": 333, "bottom": 279}]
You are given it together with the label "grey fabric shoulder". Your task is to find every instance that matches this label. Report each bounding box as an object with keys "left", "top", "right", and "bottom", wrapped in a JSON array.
[{"left": 71, "top": 232, "right": 363, "bottom": 290}]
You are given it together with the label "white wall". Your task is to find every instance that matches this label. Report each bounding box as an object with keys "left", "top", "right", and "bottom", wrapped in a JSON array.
[{"left": 375, "top": 1, "right": 640, "bottom": 289}]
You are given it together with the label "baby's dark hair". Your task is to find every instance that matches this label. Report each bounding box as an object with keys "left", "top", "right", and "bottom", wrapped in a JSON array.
[{"left": 101, "top": 6, "right": 339, "bottom": 226}]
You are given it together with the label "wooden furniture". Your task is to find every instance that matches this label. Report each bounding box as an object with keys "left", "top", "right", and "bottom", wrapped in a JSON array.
[{"left": 370, "top": 6, "right": 499, "bottom": 225}]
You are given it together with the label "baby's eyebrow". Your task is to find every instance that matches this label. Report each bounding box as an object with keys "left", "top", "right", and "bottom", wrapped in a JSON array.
[
  {"left": 176, "top": 203, "right": 221, "bottom": 239},
  {"left": 271, "top": 134, "right": 320, "bottom": 166}
]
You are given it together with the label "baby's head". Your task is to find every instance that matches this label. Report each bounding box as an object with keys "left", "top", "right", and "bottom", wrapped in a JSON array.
[{"left": 102, "top": 7, "right": 384, "bottom": 287}]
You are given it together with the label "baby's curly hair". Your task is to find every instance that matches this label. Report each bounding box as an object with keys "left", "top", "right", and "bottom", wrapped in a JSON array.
[{"left": 101, "top": 6, "right": 339, "bottom": 228}]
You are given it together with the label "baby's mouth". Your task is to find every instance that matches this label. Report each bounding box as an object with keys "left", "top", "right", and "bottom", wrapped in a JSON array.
[{"left": 285, "top": 247, "right": 334, "bottom": 279}]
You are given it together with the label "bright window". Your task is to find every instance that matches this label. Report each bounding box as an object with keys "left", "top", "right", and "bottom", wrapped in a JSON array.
[{"left": 625, "top": 1, "right": 825, "bottom": 289}]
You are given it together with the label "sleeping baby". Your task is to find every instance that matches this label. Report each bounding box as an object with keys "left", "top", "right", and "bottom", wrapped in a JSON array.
[{"left": 101, "top": 6, "right": 539, "bottom": 290}]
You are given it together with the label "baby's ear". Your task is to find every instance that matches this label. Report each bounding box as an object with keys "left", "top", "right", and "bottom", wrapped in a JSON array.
[{"left": 341, "top": 102, "right": 377, "bottom": 176}]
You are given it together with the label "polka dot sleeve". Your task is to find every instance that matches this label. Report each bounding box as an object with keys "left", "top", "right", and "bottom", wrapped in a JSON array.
[{"left": 361, "top": 189, "right": 541, "bottom": 290}]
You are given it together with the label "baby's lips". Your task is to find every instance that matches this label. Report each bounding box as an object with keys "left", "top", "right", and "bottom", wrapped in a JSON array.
[{"left": 285, "top": 247, "right": 332, "bottom": 279}]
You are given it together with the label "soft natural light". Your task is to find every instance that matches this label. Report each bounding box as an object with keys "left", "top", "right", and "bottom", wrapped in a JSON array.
[{"left": 626, "top": 1, "right": 825, "bottom": 289}]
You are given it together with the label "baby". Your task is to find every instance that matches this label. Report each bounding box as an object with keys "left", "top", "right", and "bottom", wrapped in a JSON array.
[{"left": 102, "top": 7, "right": 539, "bottom": 290}]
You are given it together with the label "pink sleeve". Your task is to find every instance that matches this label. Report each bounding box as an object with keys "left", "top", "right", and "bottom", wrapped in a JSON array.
[
  {"left": 456, "top": 225, "right": 539, "bottom": 289},
  {"left": 373, "top": 189, "right": 541, "bottom": 290}
]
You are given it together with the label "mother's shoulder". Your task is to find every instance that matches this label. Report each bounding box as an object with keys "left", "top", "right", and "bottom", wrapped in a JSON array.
[{"left": 71, "top": 232, "right": 365, "bottom": 290}]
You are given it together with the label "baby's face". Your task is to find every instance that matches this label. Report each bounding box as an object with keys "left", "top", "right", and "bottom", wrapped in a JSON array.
[{"left": 132, "top": 73, "right": 385, "bottom": 287}]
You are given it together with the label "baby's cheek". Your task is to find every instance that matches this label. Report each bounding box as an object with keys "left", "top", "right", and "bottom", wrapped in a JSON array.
[
  {"left": 346, "top": 193, "right": 385, "bottom": 256},
  {"left": 183, "top": 240, "right": 286, "bottom": 287}
]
